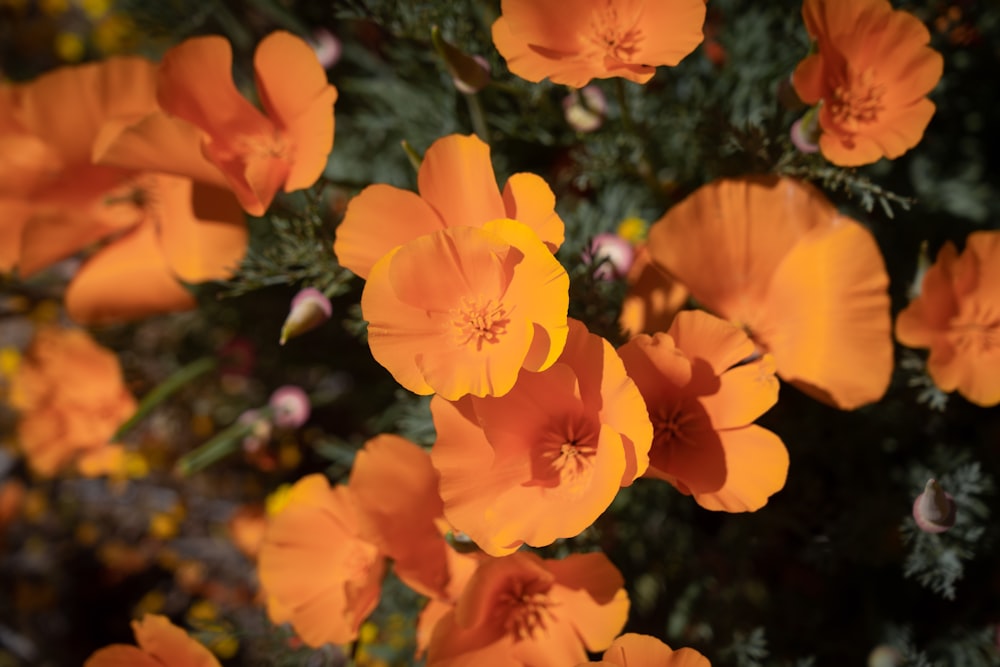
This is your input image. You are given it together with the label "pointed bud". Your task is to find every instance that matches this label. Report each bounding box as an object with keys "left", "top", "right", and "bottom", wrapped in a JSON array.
[
  {"left": 269, "top": 385, "right": 311, "bottom": 429},
  {"left": 563, "top": 85, "right": 607, "bottom": 133},
  {"left": 791, "top": 107, "right": 820, "bottom": 154},
  {"left": 583, "top": 232, "right": 635, "bottom": 281},
  {"left": 913, "top": 479, "right": 957, "bottom": 533},
  {"left": 280, "top": 288, "right": 332, "bottom": 345},
  {"left": 907, "top": 240, "right": 932, "bottom": 300},
  {"left": 431, "top": 25, "right": 491, "bottom": 94}
]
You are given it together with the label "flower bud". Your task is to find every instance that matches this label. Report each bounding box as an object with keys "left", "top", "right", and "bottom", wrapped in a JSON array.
[
  {"left": 791, "top": 107, "right": 820, "bottom": 154},
  {"left": 237, "top": 409, "right": 272, "bottom": 453},
  {"left": 912, "top": 478, "right": 957, "bottom": 533},
  {"left": 309, "top": 28, "right": 342, "bottom": 69},
  {"left": 431, "top": 26, "right": 491, "bottom": 94},
  {"left": 269, "top": 385, "right": 311, "bottom": 429},
  {"left": 563, "top": 85, "right": 607, "bottom": 133},
  {"left": 583, "top": 232, "right": 635, "bottom": 281},
  {"left": 868, "top": 645, "right": 903, "bottom": 667},
  {"left": 280, "top": 288, "right": 332, "bottom": 345}
]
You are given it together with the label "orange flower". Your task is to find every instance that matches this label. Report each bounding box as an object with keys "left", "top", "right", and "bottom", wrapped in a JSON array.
[
  {"left": 84, "top": 614, "right": 220, "bottom": 667},
  {"left": 8, "top": 327, "right": 136, "bottom": 477},
  {"left": 426, "top": 551, "right": 629, "bottom": 667},
  {"left": 896, "top": 231, "right": 1000, "bottom": 406},
  {"left": 362, "top": 219, "right": 569, "bottom": 400},
  {"left": 430, "top": 318, "right": 651, "bottom": 556},
  {"left": 334, "top": 133, "right": 565, "bottom": 280},
  {"left": 0, "top": 57, "right": 247, "bottom": 324},
  {"left": 646, "top": 176, "right": 892, "bottom": 409},
  {"left": 791, "top": 0, "right": 943, "bottom": 166},
  {"left": 578, "top": 633, "right": 711, "bottom": 667},
  {"left": 257, "top": 474, "right": 385, "bottom": 647},
  {"left": 152, "top": 31, "right": 337, "bottom": 216},
  {"left": 491, "top": 0, "right": 706, "bottom": 87},
  {"left": 619, "top": 310, "right": 787, "bottom": 511}
]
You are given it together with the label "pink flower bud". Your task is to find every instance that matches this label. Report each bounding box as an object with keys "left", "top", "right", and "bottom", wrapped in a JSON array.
[
  {"left": 309, "top": 28, "right": 342, "bottom": 69},
  {"left": 867, "top": 645, "right": 903, "bottom": 667},
  {"left": 280, "top": 288, "right": 332, "bottom": 345},
  {"left": 269, "top": 385, "right": 311, "bottom": 429},
  {"left": 791, "top": 107, "right": 821, "bottom": 154},
  {"left": 563, "top": 85, "right": 607, "bottom": 133},
  {"left": 238, "top": 409, "right": 273, "bottom": 453},
  {"left": 583, "top": 232, "right": 635, "bottom": 280},
  {"left": 912, "top": 478, "right": 957, "bottom": 533}
]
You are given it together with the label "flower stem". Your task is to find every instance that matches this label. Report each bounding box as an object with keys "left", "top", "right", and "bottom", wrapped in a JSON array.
[
  {"left": 465, "top": 92, "right": 489, "bottom": 143},
  {"left": 113, "top": 357, "right": 217, "bottom": 441},
  {"left": 175, "top": 418, "right": 259, "bottom": 476}
]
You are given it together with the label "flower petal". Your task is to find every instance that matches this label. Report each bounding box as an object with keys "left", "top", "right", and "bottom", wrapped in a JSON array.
[
  {"left": 131, "top": 615, "right": 220, "bottom": 667},
  {"left": 417, "top": 134, "right": 506, "bottom": 230},
  {"left": 692, "top": 425, "right": 789, "bottom": 513},
  {"left": 501, "top": 172, "right": 565, "bottom": 253}
]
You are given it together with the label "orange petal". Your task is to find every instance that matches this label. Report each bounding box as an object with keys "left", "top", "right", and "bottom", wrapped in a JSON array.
[
  {"left": 131, "top": 614, "right": 220, "bottom": 667},
  {"left": 646, "top": 401, "right": 725, "bottom": 495},
  {"left": 84, "top": 646, "right": 161, "bottom": 667},
  {"left": 594, "top": 634, "right": 711, "bottom": 667},
  {"left": 333, "top": 184, "right": 444, "bottom": 280},
  {"left": 620, "top": 244, "right": 690, "bottom": 337},
  {"left": 491, "top": 17, "right": 597, "bottom": 87},
  {"left": 253, "top": 31, "right": 338, "bottom": 192},
  {"left": 493, "top": 0, "right": 591, "bottom": 53},
  {"left": 791, "top": 54, "right": 824, "bottom": 105},
  {"left": 692, "top": 425, "right": 789, "bottom": 512},
  {"left": 0, "top": 199, "right": 30, "bottom": 272},
  {"left": 761, "top": 216, "right": 892, "bottom": 409},
  {"left": 895, "top": 242, "right": 960, "bottom": 349},
  {"left": 631, "top": 0, "right": 706, "bottom": 67},
  {"left": 546, "top": 552, "right": 629, "bottom": 651},
  {"left": 667, "top": 309, "right": 755, "bottom": 379},
  {"left": 617, "top": 333, "right": 694, "bottom": 408},
  {"left": 65, "top": 220, "right": 196, "bottom": 324},
  {"left": 700, "top": 354, "right": 779, "bottom": 429},
  {"left": 417, "top": 134, "right": 506, "bottom": 229},
  {"left": 501, "top": 172, "right": 565, "bottom": 253}
]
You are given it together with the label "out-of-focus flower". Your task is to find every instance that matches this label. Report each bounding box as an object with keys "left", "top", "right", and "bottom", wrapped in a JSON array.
[
  {"left": 619, "top": 310, "right": 788, "bottom": 511},
  {"left": 334, "top": 133, "right": 564, "bottom": 280},
  {"left": 8, "top": 327, "right": 135, "bottom": 477},
  {"left": 83, "top": 614, "right": 221, "bottom": 667},
  {"left": 362, "top": 220, "right": 569, "bottom": 400},
  {"left": 895, "top": 231, "right": 1000, "bottom": 406},
  {"left": 268, "top": 385, "right": 311, "bottom": 429},
  {"left": 647, "top": 176, "right": 892, "bottom": 409},
  {"left": 578, "top": 633, "right": 711, "bottom": 666},
  {"left": 790, "top": 107, "right": 820, "bottom": 154},
  {"left": 280, "top": 287, "right": 332, "bottom": 345},
  {"left": 563, "top": 85, "right": 607, "bottom": 133},
  {"left": 0, "top": 480, "right": 25, "bottom": 540},
  {"left": 791, "top": 0, "right": 943, "bottom": 166},
  {"left": 491, "top": 0, "right": 706, "bottom": 87},
  {"left": 100, "top": 31, "right": 337, "bottom": 216},
  {"left": 310, "top": 28, "right": 342, "bottom": 69},
  {"left": 427, "top": 551, "right": 629, "bottom": 666},
  {"left": 227, "top": 504, "right": 267, "bottom": 560},
  {"left": 431, "top": 318, "right": 651, "bottom": 556},
  {"left": 619, "top": 244, "right": 689, "bottom": 337},
  {"left": 583, "top": 232, "right": 635, "bottom": 280},
  {"left": 258, "top": 474, "right": 385, "bottom": 647},
  {"left": 912, "top": 478, "right": 957, "bottom": 534},
  {"left": 0, "top": 56, "right": 247, "bottom": 324}
]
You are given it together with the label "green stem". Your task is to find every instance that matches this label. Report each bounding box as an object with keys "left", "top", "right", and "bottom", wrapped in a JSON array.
[
  {"left": 614, "top": 78, "right": 635, "bottom": 134},
  {"left": 175, "top": 417, "right": 260, "bottom": 476},
  {"left": 113, "top": 357, "right": 217, "bottom": 441},
  {"left": 465, "top": 92, "right": 489, "bottom": 143}
]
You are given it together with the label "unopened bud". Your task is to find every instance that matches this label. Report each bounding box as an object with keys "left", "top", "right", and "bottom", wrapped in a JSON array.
[
  {"left": 583, "top": 233, "right": 635, "bottom": 281},
  {"left": 269, "top": 385, "right": 311, "bottom": 429},
  {"left": 309, "top": 28, "right": 342, "bottom": 69},
  {"left": 791, "top": 107, "right": 820, "bottom": 154},
  {"left": 280, "top": 288, "right": 332, "bottom": 345},
  {"left": 907, "top": 241, "right": 932, "bottom": 300},
  {"left": 431, "top": 25, "right": 491, "bottom": 94},
  {"left": 868, "top": 645, "right": 903, "bottom": 667},
  {"left": 563, "top": 85, "right": 607, "bottom": 133},
  {"left": 912, "top": 478, "right": 957, "bottom": 533},
  {"left": 237, "top": 409, "right": 272, "bottom": 453}
]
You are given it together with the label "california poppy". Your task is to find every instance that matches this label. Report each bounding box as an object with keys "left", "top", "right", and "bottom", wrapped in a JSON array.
[
  {"left": 620, "top": 243, "right": 690, "bottom": 337},
  {"left": 619, "top": 310, "right": 788, "bottom": 511},
  {"left": 153, "top": 31, "right": 338, "bottom": 216},
  {"left": 792, "top": 0, "right": 944, "bottom": 166},
  {"left": 578, "top": 633, "right": 711, "bottom": 667},
  {"left": 257, "top": 474, "right": 385, "bottom": 647},
  {"left": 431, "top": 318, "right": 651, "bottom": 556},
  {"left": 362, "top": 219, "right": 569, "bottom": 400},
  {"left": 896, "top": 231, "right": 1000, "bottom": 406},
  {"left": 426, "top": 551, "right": 629, "bottom": 666},
  {"left": 491, "top": 0, "right": 707, "bottom": 87},
  {"left": 84, "top": 614, "right": 220, "bottom": 667},
  {"left": 334, "top": 133, "right": 564, "bottom": 280},
  {"left": 8, "top": 327, "right": 136, "bottom": 477},
  {"left": 646, "top": 176, "right": 892, "bottom": 410}
]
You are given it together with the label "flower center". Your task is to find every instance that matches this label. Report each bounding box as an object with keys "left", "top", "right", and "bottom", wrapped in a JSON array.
[
  {"left": 586, "top": 0, "right": 642, "bottom": 62},
  {"left": 530, "top": 417, "right": 599, "bottom": 492},
  {"left": 496, "top": 583, "right": 556, "bottom": 641},
  {"left": 236, "top": 130, "right": 289, "bottom": 160},
  {"left": 948, "top": 303, "right": 1000, "bottom": 354},
  {"left": 450, "top": 295, "right": 509, "bottom": 350},
  {"left": 652, "top": 401, "right": 697, "bottom": 451},
  {"left": 829, "top": 67, "right": 886, "bottom": 132}
]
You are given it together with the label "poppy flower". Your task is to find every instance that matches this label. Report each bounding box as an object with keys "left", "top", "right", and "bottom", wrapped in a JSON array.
[
  {"left": 620, "top": 243, "right": 690, "bottom": 337},
  {"left": 152, "top": 31, "right": 338, "bottom": 216},
  {"left": 426, "top": 551, "right": 629, "bottom": 667},
  {"left": 491, "top": 0, "right": 707, "bottom": 87},
  {"left": 84, "top": 614, "right": 220, "bottom": 667},
  {"left": 430, "top": 318, "right": 652, "bottom": 556},
  {"left": 578, "top": 633, "right": 711, "bottom": 667},
  {"left": 619, "top": 310, "right": 787, "bottom": 511},
  {"left": 334, "top": 133, "right": 565, "bottom": 280},
  {"left": 895, "top": 231, "right": 1000, "bottom": 406},
  {"left": 362, "top": 219, "right": 569, "bottom": 400},
  {"left": 8, "top": 327, "right": 136, "bottom": 477},
  {"left": 0, "top": 56, "right": 247, "bottom": 324},
  {"left": 257, "top": 474, "right": 385, "bottom": 647},
  {"left": 792, "top": 0, "right": 944, "bottom": 166},
  {"left": 646, "top": 176, "right": 892, "bottom": 410}
]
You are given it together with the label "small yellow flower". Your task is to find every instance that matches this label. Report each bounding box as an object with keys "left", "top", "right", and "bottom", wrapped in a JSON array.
[
  {"left": 78, "top": 0, "right": 111, "bottom": 19},
  {"left": 54, "top": 32, "right": 85, "bottom": 62},
  {"left": 616, "top": 216, "right": 648, "bottom": 243},
  {"left": 265, "top": 483, "right": 293, "bottom": 516},
  {"left": 149, "top": 512, "right": 179, "bottom": 540}
]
